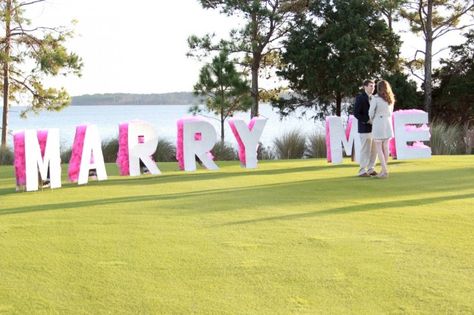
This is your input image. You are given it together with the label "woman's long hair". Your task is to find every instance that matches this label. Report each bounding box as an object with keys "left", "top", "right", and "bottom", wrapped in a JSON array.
[{"left": 377, "top": 80, "right": 395, "bottom": 105}]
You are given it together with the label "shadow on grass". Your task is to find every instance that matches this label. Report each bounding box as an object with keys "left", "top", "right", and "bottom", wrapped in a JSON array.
[
  {"left": 0, "top": 166, "right": 472, "bottom": 217},
  {"left": 0, "top": 163, "right": 356, "bottom": 196},
  {"left": 219, "top": 192, "right": 474, "bottom": 226},
  {"left": 94, "top": 163, "right": 357, "bottom": 186}
]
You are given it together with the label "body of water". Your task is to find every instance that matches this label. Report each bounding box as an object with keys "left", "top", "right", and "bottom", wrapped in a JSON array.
[{"left": 5, "top": 104, "right": 324, "bottom": 148}]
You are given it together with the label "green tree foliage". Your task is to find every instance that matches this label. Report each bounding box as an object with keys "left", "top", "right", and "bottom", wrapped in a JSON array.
[
  {"left": 192, "top": 51, "right": 252, "bottom": 142},
  {"left": 383, "top": 71, "right": 422, "bottom": 110},
  {"left": 188, "top": 0, "right": 308, "bottom": 118},
  {"left": 274, "top": 0, "right": 400, "bottom": 118},
  {"left": 0, "top": 0, "right": 82, "bottom": 154},
  {"left": 401, "top": 0, "right": 474, "bottom": 120},
  {"left": 432, "top": 31, "right": 474, "bottom": 127}
]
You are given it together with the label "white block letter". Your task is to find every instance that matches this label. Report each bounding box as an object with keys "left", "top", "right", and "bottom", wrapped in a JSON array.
[
  {"left": 229, "top": 117, "right": 267, "bottom": 168},
  {"left": 325, "top": 116, "right": 360, "bottom": 164},
  {"left": 25, "top": 129, "right": 61, "bottom": 191},
  {"left": 128, "top": 121, "right": 160, "bottom": 176},
  {"left": 183, "top": 119, "right": 218, "bottom": 171},
  {"left": 393, "top": 110, "right": 431, "bottom": 160},
  {"left": 78, "top": 125, "right": 107, "bottom": 185}
]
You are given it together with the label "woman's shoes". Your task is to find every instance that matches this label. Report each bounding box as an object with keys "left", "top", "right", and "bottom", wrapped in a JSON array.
[{"left": 375, "top": 172, "right": 389, "bottom": 179}]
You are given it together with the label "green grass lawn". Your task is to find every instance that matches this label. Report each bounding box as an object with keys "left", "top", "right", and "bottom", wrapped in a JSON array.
[{"left": 0, "top": 156, "right": 473, "bottom": 314}]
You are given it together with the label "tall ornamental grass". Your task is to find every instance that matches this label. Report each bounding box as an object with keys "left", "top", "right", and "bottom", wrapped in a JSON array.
[
  {"left": 153, "top": 138, "right": 177, "bottom": 162},
  {"left": 464, "top": 129, "right": 474, "bottom": 154},
  {"left": 257, "top": 143, "right": 275, "bottom": 160},
  {"left": 306, "top": 131, "right": 327, "bottom": 158},
  {"left": 273, "top": 129, "right": 306, "bottom": 159},
  {"left": 430, "top": 121, "right": 465, "bottom": 155}
]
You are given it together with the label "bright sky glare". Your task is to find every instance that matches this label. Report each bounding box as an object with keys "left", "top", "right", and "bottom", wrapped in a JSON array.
[
  {"left": 33, "top": 0, "right": 241, "bottom": 96},
  {"left": 30, "top": 0, "right": 469, "bottom": 96}
]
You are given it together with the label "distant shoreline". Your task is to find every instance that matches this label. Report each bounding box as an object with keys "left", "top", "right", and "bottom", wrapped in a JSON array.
[{"left": 71, "top": 92, "right": 200, "bottom": 106}]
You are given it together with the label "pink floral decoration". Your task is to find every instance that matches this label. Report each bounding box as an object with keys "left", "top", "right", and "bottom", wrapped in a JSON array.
[
  {"left": 389, "top": 114, "right": 397, "bottom": 158},
  {"left": 346, "top": 115, "right": 355, "bottom": 140},
  {"left": 68, "top": 125, "right": 88, "bottom": 182},
  {"left": 13, "top": 132, "right": 26, "bottom": 186},
  {"left": 176, "top": 119, "right": 185, "bottom": 170},
  {"left": 116, "top": 123, "right": 130, "bottom": 176},
  {"left": 325, "top": 117, "right": 332, "bottom": 162}
]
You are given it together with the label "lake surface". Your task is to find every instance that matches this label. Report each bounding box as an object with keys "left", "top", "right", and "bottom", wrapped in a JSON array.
[{"left": 6, "top": 104, "right": 324, "bottom": 148}]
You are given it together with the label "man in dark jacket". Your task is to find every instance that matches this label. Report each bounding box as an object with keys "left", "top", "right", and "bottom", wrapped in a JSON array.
[{"left": 354, "top": 79, "right": 377, "bottom": 177}]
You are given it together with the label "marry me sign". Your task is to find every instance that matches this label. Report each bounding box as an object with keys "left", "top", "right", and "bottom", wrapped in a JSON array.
[
  {"left": 326, "top": 109, "right": 431, "bottom": 163},
  {"left": 10, "top": 110, "right": 431, "bottom": 192}
]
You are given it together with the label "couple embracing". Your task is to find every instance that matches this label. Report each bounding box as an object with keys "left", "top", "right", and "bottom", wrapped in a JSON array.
[{"left": 354, "top": 79, "right": 395, "bottom": 179}]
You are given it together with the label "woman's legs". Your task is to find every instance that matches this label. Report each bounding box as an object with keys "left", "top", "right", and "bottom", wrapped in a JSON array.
[
  {"left": 375, "top": 140, "right": 388, "bottom": 175},
  {"left": 382, "top": 140, "right": 389, "bottom": 174}
]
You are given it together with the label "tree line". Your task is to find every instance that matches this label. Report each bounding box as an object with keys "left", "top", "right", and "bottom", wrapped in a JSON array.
[
  {"left": 71, "top": 92, "right": 201, "bottom": 106},
  {"left": 188, "top": 0, "right": 473, "bottom": 141}
]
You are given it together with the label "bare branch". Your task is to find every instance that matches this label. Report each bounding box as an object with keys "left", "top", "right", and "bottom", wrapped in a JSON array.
[
  {"left": 418, "top": 0, "right": 427, "bottom": 35},
  {"left": 11, "top": 77, "right": 37, "bottom": 97},
  {"left": 11, "top": 25, "right": 61, "bottom": 35},
  {"left": 432, "top": 46, "right": 450, "bottom": 57},
  {"left": 432, "top": 4, "right": 474, "bottom": 34},
  {"left": 414, "top": 49, "right": 425, "bottom": 57},
  {"left": 406, "top": 49, "right": 425, "bottom": 82},
  {"left": 13, "top": 0, "right": 45, "bottom": 11},
  {"left": 434, "top": 23, "right": 474, "bottom": 40}
]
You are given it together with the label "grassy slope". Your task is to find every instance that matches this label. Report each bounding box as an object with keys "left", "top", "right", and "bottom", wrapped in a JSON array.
[{"left": 0, "top": 156, "right": 473, "bottom": 314}]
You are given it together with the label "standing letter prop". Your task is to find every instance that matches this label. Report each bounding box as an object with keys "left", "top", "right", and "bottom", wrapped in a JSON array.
[
  {"left": 19, "top": 129, "right": 61, "bottom": 192},
  {"left": 177, "top": 117, "right": 218, "bottom": 171},
  {"left": 127, "top": 121, "right": 160, "bottom": 176},
  {"left": 68, "top": 125, "right": 107, "bottom": 185},
  {"left": 228, "top": 117, "right": 267, "bottom": 168},
  {"left": 325, "top": 116, "right": 361, "bottom": 164},
  {"left": 13, "top": 132, "right": 26, "bottom": 190},
  {"left": 392, "top": 110, "right": 431, "bottom": 160},
  {"left": 116, "top": 123, "right": 130, "bottom": 176}
]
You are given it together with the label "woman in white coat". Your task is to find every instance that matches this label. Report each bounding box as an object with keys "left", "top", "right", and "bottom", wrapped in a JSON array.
[{"left": 369, "top": 80, "right": 395, "bottom": 178}]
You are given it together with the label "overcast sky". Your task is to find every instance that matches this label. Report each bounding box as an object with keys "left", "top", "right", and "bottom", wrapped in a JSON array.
[{"left": 31, "top": 0, "right": 468, "bottom": 96}]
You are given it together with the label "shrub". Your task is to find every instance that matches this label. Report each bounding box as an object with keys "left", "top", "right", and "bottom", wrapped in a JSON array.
[
  {"left": 430, "top": 121, "right": 465, "bottom": 155},
  {"left": 0, "top": 146, "right": 14, "bottom": 165},
  {"left": 257, "top": 142, "right": 275, "bottom": 160},
  {"left": 153, "top": 138, "right": 177, "bottom": 162},
  {"left": 60, "top": 147, "right": 72, "bottom": 163},
  {"left": 212, "top": 141, "right": 238, "bottom": 161},
  {"left": 273, "top": 129, "right": 306, "bottom": 159},
  {"left": 102, "top": 138, "right": 119, "bottom": 163},
  {"left": 306, "top": 131, "right": 327, "bottom": 158}
]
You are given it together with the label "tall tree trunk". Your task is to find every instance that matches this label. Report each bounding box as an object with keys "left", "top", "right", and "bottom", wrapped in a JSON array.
[
  {"left": 220, "top": 107, "right": 225, "bottom": 143},
  {"left": 423, "top": 0, "right": 433, "bottom": 121},
  {"left": 335, "top": 92, "right": 342, "bottom": 116},
  {"left": 251, "top": 58, "right": 259, "bottom": 118},
  {"left": 250, "top": 10, "right": 260, "bottom": 118},
  {"left": 1, "top": 0, "right": 11, "bottom": 155}
]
